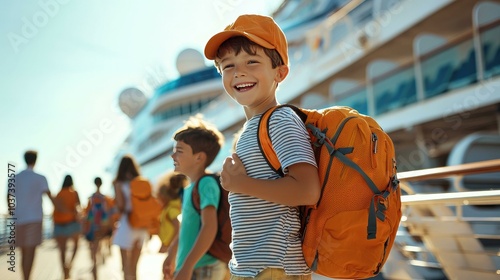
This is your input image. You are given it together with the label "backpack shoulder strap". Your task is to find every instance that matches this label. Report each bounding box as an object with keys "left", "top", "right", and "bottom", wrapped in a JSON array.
[
  {"left": 258, "top": 104, "right": 306, "bottom": 176},
  {"left": 191, "top": 173, "right": 221, "bottom": 214},
  {"left": 89, "top": 193, "right": 98, "bottom": 205},
  {"left": 90, "top": 193, "right": 105, "bottom": 207},
  {"left": 99, "top": 193, "right": 108, "bottom": 211}
]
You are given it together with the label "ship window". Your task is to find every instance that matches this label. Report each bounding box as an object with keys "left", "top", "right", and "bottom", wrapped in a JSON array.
[
  {"left": 373, "top": 66, "right": 416, "bottom": 115},
  {"left": 480, "top": 24, "right": 500, "bottom": 79},
  {"left": 421, "top": 39, "right": 476, "bottom": 99},
  {"left": 152, "top": 95, "right": 220, "bottom": 123},
  {"left": 154, "top": 68, "right": 220, "bottom": 98},
  {"left": 350, "top": 0, "right": 374, "bottom": 28},
  {"left": 332, "top": 87, "right": 368, "bottom": 115}
]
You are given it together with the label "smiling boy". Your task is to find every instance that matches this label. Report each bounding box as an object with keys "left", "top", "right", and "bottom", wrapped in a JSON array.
[
  {"left": 204, "top": 14, "right": 321, "bottom": 279},
  {"left": 165, "top": 115, "right": 228, "bottom": 280}
]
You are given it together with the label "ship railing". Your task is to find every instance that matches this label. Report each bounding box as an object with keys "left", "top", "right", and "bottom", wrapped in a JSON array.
[
  {"left": 0, "top": 215, "right": 53, "bottom": 255},
  {"left": 387, "top": 159, "right": 500, "bottom": 280}
]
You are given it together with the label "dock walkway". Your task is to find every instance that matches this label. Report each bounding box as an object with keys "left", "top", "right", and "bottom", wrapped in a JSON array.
[{"left": 0, "top": 235, "right": 166, "bottom": 280}]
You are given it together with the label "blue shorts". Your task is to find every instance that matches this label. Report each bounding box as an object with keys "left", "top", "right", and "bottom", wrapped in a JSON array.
[{"left": 53, "top": 221, "right": 81, "bottom": 238}]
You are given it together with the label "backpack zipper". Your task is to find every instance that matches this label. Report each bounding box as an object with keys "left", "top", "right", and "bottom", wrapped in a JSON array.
[
  {"left": 372, "top": 133, "right": 378, "bottom": 154},
  {"left": 371, "top": 132, "right": 378, "bottom": 168}
]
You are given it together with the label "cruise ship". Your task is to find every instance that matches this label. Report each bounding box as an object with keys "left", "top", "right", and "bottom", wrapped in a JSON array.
[{"left": 115, "top": 0, "right": 500, "bottom": 279}]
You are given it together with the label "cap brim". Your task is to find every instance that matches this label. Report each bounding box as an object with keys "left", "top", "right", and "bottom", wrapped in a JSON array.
[{"left": 204, "top": 30, "right": 275, "bottom": 60}]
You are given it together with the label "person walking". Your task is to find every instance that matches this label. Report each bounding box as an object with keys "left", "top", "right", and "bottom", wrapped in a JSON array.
[
  {"left": 12, "top": 150, "right": 56, "bottom": 280},
  {"left": 53, "top": 174, "right": 82, "bottom": 279},
  {"left": 204, "top": 14, "right": 321, "bottom": 279},
  {"left": 83, "top": 177, "right": 113, "bottom": 280},
  {"left": 112, "top": 154, "right": 149, "bottom": 280}
]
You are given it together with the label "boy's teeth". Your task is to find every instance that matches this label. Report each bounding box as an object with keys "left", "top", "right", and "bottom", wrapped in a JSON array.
[{"left": 236, "top": 83, "right": 253, "bottom": 88}]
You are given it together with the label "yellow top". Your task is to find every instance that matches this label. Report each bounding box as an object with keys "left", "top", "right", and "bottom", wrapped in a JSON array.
[{"left": 158, "top": 199, "right": 181, "bottom": 246}]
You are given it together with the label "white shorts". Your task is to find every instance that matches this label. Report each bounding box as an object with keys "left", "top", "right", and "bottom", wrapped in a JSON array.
[{"left": 112, "top": 215, "right": 148, "bottom": 250}]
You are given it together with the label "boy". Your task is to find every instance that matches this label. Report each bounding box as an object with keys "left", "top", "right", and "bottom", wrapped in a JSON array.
[
  {"left": 204, "top": 14, "right": 321, "bottom": 279},
  {"left": 163, "top": 114, "right": 227, "bottom": 280}
]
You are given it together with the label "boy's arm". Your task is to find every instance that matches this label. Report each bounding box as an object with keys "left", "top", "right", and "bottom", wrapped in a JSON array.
[
  {"left": 221, "top": 153, "right": 320, "bottom": 206},
  {"left": 174, "top": 206, "right": 218, "bottom": 280},
  {"left": 163, "top": 232, "right": 179, "bottom": 279}
]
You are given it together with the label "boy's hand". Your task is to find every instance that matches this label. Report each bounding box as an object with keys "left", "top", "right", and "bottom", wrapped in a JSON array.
[
  {"left": 221, "top": 153, "right": 246, "bottom": 192},
  {"left": 173, "top": 266, "right": 193, "bottom": 280},
  {"left": 163, "top": 255, "right": 175, "bottom": 280}
]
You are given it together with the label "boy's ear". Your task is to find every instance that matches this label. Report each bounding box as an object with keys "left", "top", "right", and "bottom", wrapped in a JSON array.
[
  {"left": 275, "top": 65, "right": 289, "bottom": 83},
  {"left": 196, "top": 152, "right": 207, "bottom": 164}
]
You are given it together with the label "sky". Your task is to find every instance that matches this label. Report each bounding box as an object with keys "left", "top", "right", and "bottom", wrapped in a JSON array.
[{"left": 0, "top": 0, "right": 283, "bottom": 215}]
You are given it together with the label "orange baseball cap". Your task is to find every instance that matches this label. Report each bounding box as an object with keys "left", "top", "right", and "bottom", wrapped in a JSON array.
[{"left": 204, "top": 14, "right": 289, "bottom": 65}]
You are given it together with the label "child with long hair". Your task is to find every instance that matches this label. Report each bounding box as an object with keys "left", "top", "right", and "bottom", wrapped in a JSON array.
[
  {"left": 157, "top": 171, "right": 187, "bottom": 253},
  {"left": 112, "top": 154, "right": 149, "bottom": 280},
  {"left": 53, "top": 174, "right": 82, "bottom": 279}
]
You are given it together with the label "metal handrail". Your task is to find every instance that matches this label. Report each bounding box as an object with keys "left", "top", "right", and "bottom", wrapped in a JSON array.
[
  {"left": 401, "top": 189, "right": 500, "bottom": 206},
  {"left": 391, "top": 159, "right": 500, "bottom": 279},
  {"left": 398, "top": 159, "right": 500, "bottom": 181}
]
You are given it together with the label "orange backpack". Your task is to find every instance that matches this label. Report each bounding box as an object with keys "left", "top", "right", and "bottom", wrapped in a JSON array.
[
  {"left": 191, "top": 173, "right": 232, "bottom": 263},
  {"left": 258, "top": 104, "right": 402, "bottom": 279},
  {"left": 129, "top": 176, "right": 162, "bottom": 231}
]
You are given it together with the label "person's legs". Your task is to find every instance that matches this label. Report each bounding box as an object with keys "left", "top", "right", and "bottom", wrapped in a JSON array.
[
  {"left": 120, "top": 248, "right": 130, "bottom": 279},
  {"left": 96, "top": 239, "right": 102, "bottom": 265},
  {"left": 20, "top": 246, "right": 36, "bottom": 280},
  {"left": 89, "top": 240, "right": 98, "bottom": 280},
  {"left": 55, "top": 236, "right": 69, "bottom": 279},
  {"left": 64, "top": 221, "right": 81, "bottom": 279},
  {"left": 101, "top": 235, "right": 110, "bottom": 260},
  {"left": 129, "top": 239, "right": 142, "bottom": 280},
  {"left": 69, "top": 233, "right": 79, "bottom": 265},
  {"left": 17, "top": 222, "right": 42, "bottom": 280}
]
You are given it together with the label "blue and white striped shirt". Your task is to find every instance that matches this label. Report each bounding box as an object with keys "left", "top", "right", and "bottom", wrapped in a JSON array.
[{"left": 229, "top": 106, "right": 317, "bottom": 277}]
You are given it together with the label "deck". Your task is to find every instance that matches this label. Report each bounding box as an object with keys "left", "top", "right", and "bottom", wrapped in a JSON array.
[{"left": 0, "top": 235, "right": 166, "bottom": 280}]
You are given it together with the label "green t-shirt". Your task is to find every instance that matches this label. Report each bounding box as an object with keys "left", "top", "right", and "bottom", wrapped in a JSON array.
[{"left": 175, "top": 175, "right": 221, "bottom": 271}]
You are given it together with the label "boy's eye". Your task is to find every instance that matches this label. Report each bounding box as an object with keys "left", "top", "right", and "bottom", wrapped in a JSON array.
[
  {"left": 248, "top": 60, "right": 258, "bottom": 64},
  {"left": 222, "top": 64, "right": 234, "bottom": 70}
]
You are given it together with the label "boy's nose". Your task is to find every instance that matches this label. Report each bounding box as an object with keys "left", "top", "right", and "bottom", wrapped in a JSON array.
[{"left": 234, "top": 67, "right": 246, "bottom": 78}]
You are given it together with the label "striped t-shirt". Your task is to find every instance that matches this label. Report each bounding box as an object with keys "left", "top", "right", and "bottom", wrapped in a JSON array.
[{"left": 229, "top": 106, "right": 317, "bottom": 277}]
